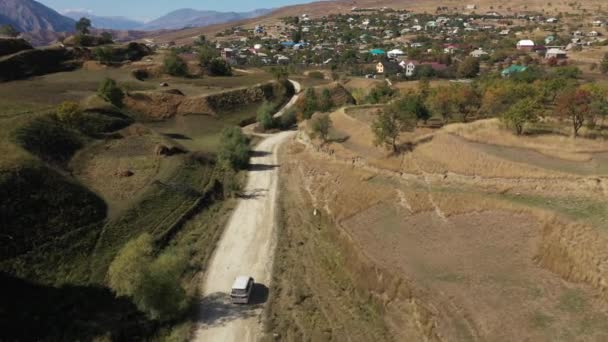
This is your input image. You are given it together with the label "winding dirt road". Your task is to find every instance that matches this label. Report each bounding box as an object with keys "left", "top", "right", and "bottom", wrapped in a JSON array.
[{"left": 193, "top": 81, "right": 300, "bottom": 342}]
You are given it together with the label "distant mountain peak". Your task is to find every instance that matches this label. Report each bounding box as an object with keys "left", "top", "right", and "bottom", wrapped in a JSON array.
[
  {"left": 0, "top": 0, "right": 75, "bottom": 32},
  {"left": 140, "top": 8, "right": 273, "bottom": 31}
]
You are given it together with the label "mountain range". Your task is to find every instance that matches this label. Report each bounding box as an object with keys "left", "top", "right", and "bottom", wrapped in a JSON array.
[
  {"left": 139, "top": 8, "right": 273, "bottom": 30},
  {"left": 62, "top": 10, "right": 143, "bottom": 31},
  {"left": 0, "top": 0, "right": 273, "bottom": 33},
  {"left": 0, "top": 0, "right": 74, "bottom": 32}
]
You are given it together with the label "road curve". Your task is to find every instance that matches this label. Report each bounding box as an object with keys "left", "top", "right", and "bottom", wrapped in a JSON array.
[{"left": 193, "top": 81, "right": 300, "bottom": 342}]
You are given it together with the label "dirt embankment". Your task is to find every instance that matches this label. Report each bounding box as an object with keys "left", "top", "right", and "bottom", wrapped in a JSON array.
[{"left": 124, "top": 80, "right": 294, "bottom": 120}]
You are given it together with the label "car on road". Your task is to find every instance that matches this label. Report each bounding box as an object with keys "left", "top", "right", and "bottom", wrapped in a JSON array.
[{"left": 231, "top": 276, "right": 254, "bottom": 304}]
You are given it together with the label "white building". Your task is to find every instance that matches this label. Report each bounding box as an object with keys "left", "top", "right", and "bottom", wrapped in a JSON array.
[{"left": 387, "top": 49, "right": 405, "bottom": 58}]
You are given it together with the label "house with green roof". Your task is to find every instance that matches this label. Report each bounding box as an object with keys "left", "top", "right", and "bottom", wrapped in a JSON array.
[
  {"left": 501, "top": 64, "right": 528, "bottom": 77},
  {"left": 369, "top": 48, "right": 386, "bottom": 56}
]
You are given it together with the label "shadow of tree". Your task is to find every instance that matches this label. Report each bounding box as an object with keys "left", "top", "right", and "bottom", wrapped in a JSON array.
[
  {"left": 237, "top": 188, "right": 268, "bottom": 200},
  {"left": 0, "top": 273, "right": 156, "bottom": 341},
  {"left": 250, "top": 151, "right": 272, "bottom": 157},
  {"left": 248, "top": 164, "right": 279, "bottom": 172}
]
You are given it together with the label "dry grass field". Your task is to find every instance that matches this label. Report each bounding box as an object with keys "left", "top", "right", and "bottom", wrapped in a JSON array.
[{"left": 270, "top": 101, "right": 608, "bottom": 341}]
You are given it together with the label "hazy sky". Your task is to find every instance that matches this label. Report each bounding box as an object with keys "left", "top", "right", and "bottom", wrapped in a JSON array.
[{"left": 39, "top": 0, "right": 318, "bottom": 22}]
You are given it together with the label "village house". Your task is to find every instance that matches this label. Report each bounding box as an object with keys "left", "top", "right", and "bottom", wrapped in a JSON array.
[
  {"left": 470, "top": 48, "right": 488, "bottom": 58},
  {"left": 545, "top": 48, "right": 567, "bottom": 59},
  {"left": 516, "top": 39, "right": 535, "bottom": 51},
  {"left": 399, "top": 60, "right": 448, "bottom": 77},
  {"left": 376, "top": 61, "right": 401, "bottom": 75},
  {"left": 501, "top": 64, "right": 528, "bottom": 77}
]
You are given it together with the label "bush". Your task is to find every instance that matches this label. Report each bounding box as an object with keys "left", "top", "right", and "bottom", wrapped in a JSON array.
[
  {"left": 256, "top": 101, "right": 275, "bottom": 131},
  {"left": 365, "top": 83, "right": 396, "bottom": 104},
  {"left": 108, "top": 235, "right": 189, "bottom": 321},
  {"left": 308, "top": 71, "right": 325, "bottom": 79},
  {"left": 319, "top": 88, "right": 333, "bottom": 112},
  {"left": 132, "top": 69, "right": 150, "bottom": 81},
  {"left": 55, "top": 101, "right": 83, "bottom": 127},
  {"left": 279, "top": 108, "right": 297, "bottom": 129},
  {"left": 164, "top": 53, "right": 188, "bottom": 77},
  {"left": 207, "top": 58, "right": 232, "bottom": 76},
  {"left": 311, "top": 114, "right": 332, "bottom": 142},
  {"left": 217, "top": 127, "right": 250, "bottom": 170},
  {"left": 107, "top": 234, "right": 153, "bottom": 298},
  {"left": 97, "top": 78, "right": 124, "bottom": 107}
]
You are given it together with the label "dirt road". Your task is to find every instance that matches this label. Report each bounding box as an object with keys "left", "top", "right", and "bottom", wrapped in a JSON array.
[{"left": 193, "top": 81, "right": 300, "bottom": 342}]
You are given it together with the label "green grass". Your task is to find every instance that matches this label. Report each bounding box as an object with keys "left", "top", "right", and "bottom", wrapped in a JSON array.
[{"left": 557, "top": 289, "right": 588, "bottom": 313}]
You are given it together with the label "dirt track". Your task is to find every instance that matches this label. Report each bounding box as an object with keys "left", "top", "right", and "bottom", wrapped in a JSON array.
[{"left": 193, "top": 82, "right": 300, "bottom": 342}]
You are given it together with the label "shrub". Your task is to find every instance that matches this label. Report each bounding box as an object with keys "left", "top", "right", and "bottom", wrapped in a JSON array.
[
  {"left": 108, "top": 235, "right": 189, "bottom": 321},
  {"left": 55, "top": 101, "right": 83, "bottom": 127},
  {"left": 366, "top": 83, "right": 396, "bottom": 104},
  {"left": 256, "top": 101, "right": 275, "bottom": 130},
  {"left": 164, "top": 53, "right": 188, "bottom": 77},
  {"left": 308, "top": 71, "right": 325, "bottom": 79},
  {"left": 107, "top": 234, "right": 153, "bottom": 298},
  {"left": 319, "top": 88, "right": 333, "bottom": 112},
  {"left": 132, "top": 69, "right": 150, "bottom": 81},
  {"left": 301, "top": 88, "right": 318, "bottom": 119},
  {"left": 311, "top": 114, "right": 332, "bottom": 142},
  {"left": 97, "top": 78, "right": 125, "bottom": 107},
  {"left": 207, "top": 58, "right": 232, "bottom": 76},
  {"left": 217, "top": 127, "right": 250, "bottom": 170},
  {"left": 279, "top": 108, "right": 297, "bottom": 129},
  {"left": 12, "top": 117, "right": 83, "bottom": 163}
]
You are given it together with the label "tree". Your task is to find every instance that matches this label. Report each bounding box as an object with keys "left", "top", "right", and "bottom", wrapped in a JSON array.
[
  {"left": 75, "top": 17, "right": 92, "bottom": 35},
  {"left": 164, "top": 53, "right": 188, "bottom": 77},
  {"left": 108, "top": 234, "right": 154, "bottom": 298},
  {"left": 426, "top": 86, "right": 455, "bottom": 122},
  {"left": 501, "top": 98, "right": 539, "bottom": 135},
  {"left": 257, "top": 101, "right": 275, "bottom": 131},
  {"left": 97, "top": 78, "right": 124, "bottom": 107},
  {"left": 371, "top": 99, "right": 417, "bottom": 152},
  {"left": 198, "top": 45, "right": 219, "bottom": 68},
  {"left": 319, "top": 88, "right": 333, "bottom": 112},
  {"left": 601, "top": 53, "right": 608, "bottom": 74},
  {"left": 457, "top": 57, "right": 480, "bottom": 78},
  {"left": 207, "top": 58, "right": 232, "bottom": 76},
  {"left": 100, "top": 32, "right": 113, "bottom": 44},
  {"left": 365, "top": 83, "right": 396, "bottom": 104},
  {"left": 451, "top": 85, "right": 480, "bottom": 122},
  {"left": 0, "top": 24, "right": 19, "bottom": 37},
  {"left": 55, "top": 101, "right": 83, "bottom": 127},
  {"left": 94, "top": 46, "right": 114, "bottom": 64},
  {"left": 555, "top": 88, "right": 592, "bottom": 137},
  {"left": 292, "top": 28, "right": 302, "bottom": 43},
  {"left": 217, "top": 127, "right": 250, "bottom": 170},
  {"left": 311, "top": 114, "right": 332, "bottom": 143},
  {"left": 301, "top": 88, "right": 318, "bottom": 119},
  {"left": 270, "top": 67, "right": 289, "bottom": 81}
]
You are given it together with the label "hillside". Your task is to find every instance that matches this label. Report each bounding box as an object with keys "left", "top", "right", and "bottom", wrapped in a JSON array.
[
  {"left": 140, "top": 8, "right": 273, "bottom": 31},
  {"left": 0, "top": 0, "right": 74, "bottom": 32}
]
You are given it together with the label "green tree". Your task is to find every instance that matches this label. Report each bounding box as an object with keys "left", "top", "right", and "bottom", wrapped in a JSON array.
[
  {"left": 371, "top": 101, "right": 417, "bottom": 152},
  {"left": 218, "top": 127, "right": 251, "bottom": 170},
  {"left": 292, "top": 28, "right": 302, "bottom": 43},
  {"left": 107, "top": 234, "right": 154, "bottom": 298},
  {"left": 601, "top": 53, "right": 608, "bottom": 74},
  {"left": 319, "top": 88, "right": 333, "bottom": 112},
  {"left": 94, "top": 46, "right": 114, "bottom": 64},
  {"left": 270, "top": 67, "right": 289, "bottom": 81},
  {"left": 75, "top": 17, "right": 92, "bottom": 35},
  {"left": 257, "top": 101, "right": 275, "bottom": 130},
  {"left": 301, "top": 88, "right": 318, "bottom": 119},
  {"left": 457, "top": 57, "right": 480, "bottom": 78},
  {"left": 0, "top": 24, "right": 19, "bottom": 37},
  {"left": 136, "top": 252, "right": 189, "bottom": 321},
  {"left": 365, "top": 83, "right": 396, "bottom": 104},
  {"left": 501, "top": 98, "right": 539, "bottom": 135},
  {"left": 97, "top": 78, "right": 124, "bottom": 107},
  {"left": 100, "top": 32, "right": 113, "bottom": 44},
  {"left": 55, "top": 101, "right": 83, "bottom": 127},
  {"left": 396, "top": 93, "right": 430, "bottom": 123},
  {"left": 426, "top": 86, "right": 454, "bottom": 123},
  {"left": 199, "top": 45, "right": 219, "bottom": 67},
  {"left": 164, "top": 53, "right": 188, "bottom": 77},
  {"left": 311, "top": 114, "right": 332, "bottom": 143},
  {"left": 207, "top": 58, "right": 232, "bottom": 76}
]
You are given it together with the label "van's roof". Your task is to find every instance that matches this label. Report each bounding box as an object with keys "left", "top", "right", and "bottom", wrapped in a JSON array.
[{"left": 232, "top": 276, "right": 252, "bottom": 290}]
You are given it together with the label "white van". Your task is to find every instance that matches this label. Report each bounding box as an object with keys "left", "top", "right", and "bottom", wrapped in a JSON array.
[{"left": 231, "top": 276, "right": 254, "bottom": 304}]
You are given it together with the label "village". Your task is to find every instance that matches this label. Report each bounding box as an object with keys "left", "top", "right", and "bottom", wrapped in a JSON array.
[{"left": 143, "top": 5, "right": 608, "bottom": 82}]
